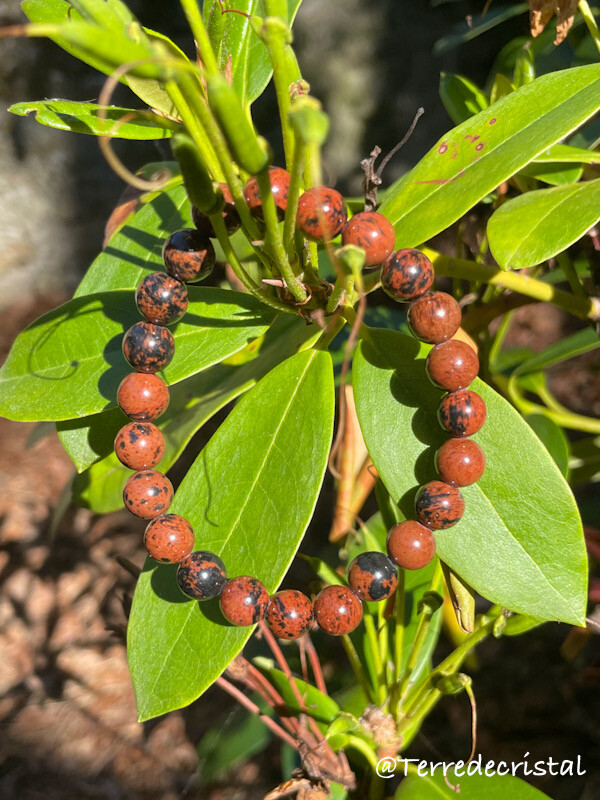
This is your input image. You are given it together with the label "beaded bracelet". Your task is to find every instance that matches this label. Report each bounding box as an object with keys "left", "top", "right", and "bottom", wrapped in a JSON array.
[{"left": 113, "top": 166, "right": 487, "bottom": 640}]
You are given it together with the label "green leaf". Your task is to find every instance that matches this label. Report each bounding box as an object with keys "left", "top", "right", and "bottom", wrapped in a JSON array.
[
  {"left": 570, "top": 435, "right": 600, "bottom": 485},
  {"left": 61, "top": 0, "right": 135, "bottom": 29},
  {"left": 64, "top": 317, "right": 318, "bottom": 512},
  {"left": 524, "top": 414, "right": 570, "bottom": 477},
  {"left": 439, "top": 73, "right": 488, "bottom": 124},
  {"left": 395, "top": 769, "right": 552, "bottom": 799},
  {"left": 353, "top": 328, "right": 587, "bottom": 626},
  {"left": 128, "top": 349, "right": 335, "bottom": 721},
  {"left": 0, "top": 289, "right": 275, "bottom": 421},
  {"left": 379, "top": 64, "right": 600, "bottom": 249},
  {"left": 488, "top": 178, "right": 600, "bottom": 269},
  {"left": 515, "top": 327, "right": 600, "bottom": 375},
  {"left": 533, "top": 144, "right": 600, "bottom": 164},
  {"left": 518, "top": 162, "right": 584, "bottom": 186},
  {"left": 9, "top": 100, "right": 177, "bottom": 139},
  {"left": 198, "top": 704, "right": 271, "bottom": 783},
  {"left": 432, "top": 4, "right": 529, "bottom": 56},
  {"left": 253, "top": 659, "right": 340, "bottom": 724},
  {"left": 489, "top": 73, "right": 514, "bottom": 104},
  {"left": 209, "top": 0, "right": 303, "bottom": 108}
]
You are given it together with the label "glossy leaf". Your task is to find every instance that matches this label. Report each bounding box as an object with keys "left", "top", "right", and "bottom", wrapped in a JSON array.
[
  {"left": 64, "top": 317, "right": 318, "bottom": 512},
  {"left": 9, "top": 100, "right": 177, "bottom": 138},
  {"left": 253, "top": 659, "right": 340, "bottom": 724},
  {"left": 439, "top": 73, "right": 488, "bottom": 124},
  {"left": 379, "top": 65, "right": 600, "bottom": 249},
  {"left": 128, "top": 349, "right": 335, "bottom": 720},
  {"left": 395, "top": 770, "right": 552, "bottom": 799},
  {"left": 518, "top": 162, "right": 583, "bottom": 186},
  {"left": 525, "top": 414, "right": 569, "bottom": 477},
  {"left": 0, "top": 289, "right": 275, "bottom": 421},
  {"left": 488, "top": 178, "right": 600, "bottom": 269},
  {"left": 207, "top": 0, "right": 303, "bottom": 108},
  {"left": 353, "top": 328, "right": 587, "bottom": 625},
  {"left": 198, "top": 704, "right": 271, "bottom": 783},
  {"left": 432, "top": 4, "right": 529, "bottom": 56},
  {"left": 126, "top": 27, "right": 192, "bottom": 116},
  {"left": 516, "top": 328, "right": 600, "bottom": 377},
  {"left": 534, "top": 144, "right": 600, "bottom": 164}
]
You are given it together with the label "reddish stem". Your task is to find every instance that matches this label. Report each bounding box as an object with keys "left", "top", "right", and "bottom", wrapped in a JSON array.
[{"left": 303, "top": 633, "right": 328, "bottom": 696}]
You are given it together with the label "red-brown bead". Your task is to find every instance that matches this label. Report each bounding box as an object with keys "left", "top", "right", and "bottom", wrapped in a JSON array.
[
  {"left": 135, "top": 272, "right": 188, "bottom": 326},
  {"left": 436, "top": 438, "right": 486, "bottom": 487},
  {"left": 117, "top": 373, "right": 170, "bottom": 421},
  {"left": 415, "top": 481, "right": 464, "bottom": 530},
  {"left": 426, "top": 340, "right": 479, "bottom": 392},
  {"left": 191, "top": 183, "right": 240, "bottom": 237},
  {"left": 122, "top": 322, "right": 174, "bottom": 374},
  {"left": 386, "top": 520, "right": 436, "bottom": 570},
  {"left": 162, "top": 228, "right": 215, "bottom": 283},
  {"left": 144, "top": 514, "right": 195, "bottom": 563},
  {"left": 177, "top": 550, "right": 227, "bottom": 600},
  {"left": 123, "top": 470, "right": 173, "bottom": 519},
  {"left": 244, "top": 167, "right": 290, "bottom": 221},
  {"left": 296, "top": 187, "right": 347, "bottom": 242},
  {"left": 114, "top": 421, "right": 166, "bottom": 470},
  {"left": 220, "top": 576, "right": 270, "bottom": 626},
  {"left": 266, "top": 589, "right": 314, "bottom": 639},
  {"left": 348, "top": 551, "right": 398, "bottom": 602},
  {"left": 341, "top": 211, "right": 395, "bottom": 267},
  {"left": 438, "top": 389, "right": 487, "bottom": 437},
  {"left": 381, "top": 249, "right": 434, "bottom": 302},
  {"left": 314, "top": 585, "right": 363, "bottom": 636},
  {"left": 407, "top": 292, "right": 462, "bottom": 344}
]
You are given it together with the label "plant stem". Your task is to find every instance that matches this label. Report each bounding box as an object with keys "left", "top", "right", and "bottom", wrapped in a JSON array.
[
  {"left": 364, "top": 613, "right": 386, "bottom": 705},
  {"left": 283, "top": 136, "right": 306, "bottom": 257},
  {"left": 557, "top": 252, "right": 588, "bottom": 299},
  {"left": 211, "top": 214, "right": 295, "bottom": 314},
  {"left": 421, "top": 247, "right": 598, "bottom": 322},
  {"left": 345, "top": 735, "right": 380, "bottom": 773},
  {"left": 216, "top": 677, "right": 298, "bottom": 748},
  {"left": 487, "top": 309, "right": 514, "bottom": 370},
  {"left": 314, "top": 314, "right": 346, "bottom": 350},
  {"left": 341, "top": 634, "right": 375, "bottom": 704},
  {"left": 261, "top": 12, "right": 295, "bottom": 168},
  {"left": 326, "top": 273, "right": 351, "bottom": 314},
  {"left": 257, "top": 166, "right": 308, "bottom": 302},
  {"left": 165, "top": 80, "right": 220, "bottom": 177},
  {"left": 179, "top": 0, "right": 219, "bottom": 73},
  {"left": 579, "top": 0, "right": 600, "bottom": 56},
  {"left": 393, "top": 570, "right": 405, "bottom": 683},
  {"left": 303, "top": 633, "right": 328, "bottom": 695}
]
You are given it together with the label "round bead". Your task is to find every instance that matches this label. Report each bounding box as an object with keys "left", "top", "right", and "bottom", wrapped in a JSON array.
[
  {"left": 381, "top": 249, "right": 434, "bottom": 302},
  {"left": 415, "top": 481, "right": 464, "bottom": 530},
  {"left": 266, "top": 589, "right": 314, "bottom": 639},
  {"left": 191, "top": 183, "right": 240, "bottom": 237},
  {"left": 436, "top": 438, "right": 486, "bottom": 487},
  {"left": 296, "top": 187, "right": 347, "bottom": 242},
  {"left": 348, "top": 551, "right": 398, "bottom": 602},
  {"left": 135, "top": 272, "right": 188, "bottom": 326},
  {"left": 144, "top": 514, "right": 195, "bottom": 563},
  {"left": 177, "top": 550, "right": 227, "bottom": 600},
  {"left": 341, "top": 211, "right": 395, "bottom": 268},
  {"left": 220, "top": 576, "right": 270, "bottom": 626},
  {"left": 122, "top": 322, "right": 174, "bottom": 374},
  {"left": 123, "top": 469, "right": 173, "bottom": 519},
  {"left": 386, "top": 520, "right": 436, "bottom": 570},
  {"left": 313, "top": 585, "right": 363, "bottom": 636},
  {"left": 117, "top": 373, "right": 170, "bottom": 421},
  {"left": 426, "top": 340, "right": 479, "bottom": 392},
  {"left": 244, "top": 167, "right": 290, "bottom": 221},
  {"left": 438, "top": 389, "right": 487, "bottom": 437},
  {"left": 114, "top": 421, "right": 165, "bottom": 470},
  {"left": 407, "top": 292, "right": 461, "bottom": 344},
  {"left": 162, "top": 228, "right": 215, "bottom": 283}
]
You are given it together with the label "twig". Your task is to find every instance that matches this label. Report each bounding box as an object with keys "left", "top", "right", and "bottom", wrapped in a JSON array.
[{"left": 303, "top": 633, "right": 328, "bottom": 695}]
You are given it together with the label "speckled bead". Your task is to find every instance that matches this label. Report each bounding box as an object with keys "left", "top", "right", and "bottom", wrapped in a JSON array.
[
  {"left": 313, "top": 585, "right": 363, "bottom": 636},
  {"left": 426, "top": 340, "right": 479, "bottom": 392},
  {"left": 436, "top": 438, "right": 486, "bottom": 487},
  {"left": 266, "top": 589, "right": 314, "bottom": 640},
  {"left": 135, "top": 272, "right": 188, "bottom": 326},
  {"left": 415, "top": 480, "right": 464, "bottom": 530},
  {"left": 123, "top": 469, "right": 173, "bottom": 519},
  {"left": 117, "top": 373, "right": 170, "bottom": 421},
  {"left": 341, "top": 211, "right": 395, "bottom": 268},
  {"left": 348, "top": 551, "right": 398, "bottom": 602},
  {"left": 191, "top": 183, "right": 240, "bottom": 237},
  {"left": 122, "top": 322, "right": 174, "bottom": 374},
  {"left": 381, "top": 249, "right": 434, "bottom": 302},
  {"left": 162, "top": 228, "right": 215, "bottom": 283},
  {"left": 438, "top": 389, "right": 487, "bottom": 437},
  {"left": 407, "top": 292, "right": 461, "bottom": 344},
  {"left": 244, "top": 167, "right": 290, "bottom": 221},
  {"left": 177, "top": 550, "right": 228, "bottom": 600},
  {"left": 144, "top": 513, "right": 195, "bottom": 563},
  {"left": 220, "top": 576, "right": 270, "bottom": 626},
  {"left": 386, "top": 520, "right": 436, "bottom": 570},
  {"left": 114, "top": 421, "right": 166, "bottom": 470},
  {"left": 296, "top": 187, "right": 347, "bottom": 242}
]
